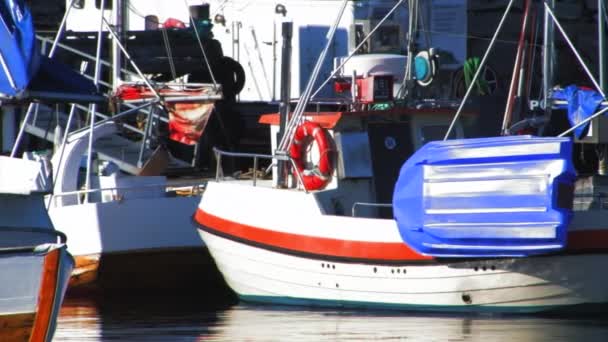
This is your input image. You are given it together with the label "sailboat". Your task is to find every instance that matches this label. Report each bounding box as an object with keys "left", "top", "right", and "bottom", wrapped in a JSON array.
[
  {"left": 11, "top": 0, "right": 228, "bottom": 294},
  {"left": 192, "top": 0, "right": 608, "bottom": 313},
  {"left": 0, "top": 0, "right": 74, "bottom": 340}
]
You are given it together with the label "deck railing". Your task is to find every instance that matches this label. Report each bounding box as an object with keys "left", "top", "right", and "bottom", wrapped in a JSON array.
[
  {"left": 213, "top": 148, "right": 307, "bottom": 190},
  {"left": 49, "top": 181, "right": 205, "bottom": 206}
]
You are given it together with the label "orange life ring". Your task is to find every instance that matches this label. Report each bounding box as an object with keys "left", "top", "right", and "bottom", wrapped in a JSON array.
[{"left": 289, "top": 121, "right": 333, "bottom": 191}]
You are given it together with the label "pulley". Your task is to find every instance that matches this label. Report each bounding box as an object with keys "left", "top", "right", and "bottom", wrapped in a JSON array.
[{"left": 414, "top": 48, "right": 438, "bottom": 87}]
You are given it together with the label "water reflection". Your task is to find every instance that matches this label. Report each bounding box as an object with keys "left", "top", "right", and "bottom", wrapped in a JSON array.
[{"left": 56, "top": 296, "right": 608, "bottom": 342}]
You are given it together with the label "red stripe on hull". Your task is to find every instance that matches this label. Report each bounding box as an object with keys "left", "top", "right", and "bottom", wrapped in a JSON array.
[
  {"left": 194, "top": 209, "right": 432, "bottom": 261},
  {"left": 195, "top": 209, "right": 608, "bottom": 261}
]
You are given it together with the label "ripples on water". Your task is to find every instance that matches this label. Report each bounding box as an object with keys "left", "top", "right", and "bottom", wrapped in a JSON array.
[{"left": 55, "top": 295, "right": 608, "bottom": 342}]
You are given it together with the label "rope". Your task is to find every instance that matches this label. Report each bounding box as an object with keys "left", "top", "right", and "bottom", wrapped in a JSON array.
[{"left": 463, "top": 58, "right": 489, "bottom": 96}]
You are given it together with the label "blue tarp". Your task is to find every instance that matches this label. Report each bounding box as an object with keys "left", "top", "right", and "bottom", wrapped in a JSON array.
[
  {"left": 392, "top": 136, "right": 575, "bottom": 257},
  {"left": 0, "top": 0, "right": 101, "bottom": 102},
  {"left": 553, "top": 85, "right": 604, "bottom": 139},
  {"left": 0, "top": 0, "right": 40, "bottom": 96},
  {"left": 28, "top": 57, "right": 98, "bottom": 96}
]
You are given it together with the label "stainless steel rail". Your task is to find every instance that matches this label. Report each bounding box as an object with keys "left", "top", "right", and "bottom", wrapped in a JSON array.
[{"left": 213, "top": 147, "right": 307, "bottom": 191}]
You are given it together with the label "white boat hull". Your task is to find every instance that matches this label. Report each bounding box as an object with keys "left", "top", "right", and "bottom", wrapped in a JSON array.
[
  {"left": 199, "top": 229, "right": 608, "bottom": 313},
  {"left": 49, "top": 195, "right": 202, "bottom": 257},
  {"left": 195, "top": 181, "right": 608, "bottom": 313},
  {"left": 49, "top": 195, "right": 221, "bottom": 293}
]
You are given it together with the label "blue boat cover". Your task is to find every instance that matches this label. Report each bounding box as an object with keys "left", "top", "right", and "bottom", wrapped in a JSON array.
[
  {"left": 392, "top": 136, "right": 575, "bottom": 257},
  {"left": 0, "top": 0, "right": 40, "bottom": 97},
  {"left": 553, "top": 85, "right": 604, "bottom": 139}
]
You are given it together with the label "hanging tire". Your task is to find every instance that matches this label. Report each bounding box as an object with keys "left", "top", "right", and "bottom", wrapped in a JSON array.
[{"left": 218, "top": 56, "right": 246, "bottom": 98}]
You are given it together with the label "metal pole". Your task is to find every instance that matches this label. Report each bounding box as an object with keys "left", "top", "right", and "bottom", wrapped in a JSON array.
[
  {"left": 542, "top": 0, "right": 555, "bottom": 129},
  {"left": 272, "top": 19, "right": 277, "bottom": 101},
  {"left": 558, "top": 106, "right": 608, "bottom": 137},
  {"left": 251, "top": 27, "right": 272, "bottom": 99},
  {"left": 598, "top": 0, "right": 607, "bottom": 175},
  {"left": 277, "top": 21, "right": 293, "bottom": 188},
  {"left": 502, "top": 0, "right": 531, "bottom": 134},
  {"left": 51, "top": 61, "right": 89, "bottom": 185},
  {"left": 84, "top": 0, "right": 106, "bottom": 203},
  {"left": 444, "top": 0, "right": 516, "bottom": 140},
  {"left": 137, "top": 106, "right": 156, "bottom": 168},
  {"left": 10, "top": 0, "right": 79, "bottom": 157},
  {"left": 103, "top": 18, "right": 162, "bottom": 100},
  {"left": 278, "top": 0, "right": 349, "bottom": 152},
  {"left": 49, "top": 0, "right": 78, "bottom": 57},
  {"left": 600, "top": 0, "right": 607, "bottom": 92},
  {"left": 545, "top": 4, "right": 605, "bottom": 98},
  {"left": 399, "top": 0, "right": 418, "bottom": 100},
  {"left": 112, "top": 0, "right": 125, "bottom": 89}
]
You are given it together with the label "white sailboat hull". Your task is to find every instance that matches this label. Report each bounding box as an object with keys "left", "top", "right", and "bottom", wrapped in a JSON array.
[{"left": 49, "top": 195, "right": 214, "bottom": 292}]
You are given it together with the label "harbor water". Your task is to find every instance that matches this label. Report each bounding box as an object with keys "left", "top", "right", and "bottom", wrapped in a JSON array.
[{"left": 55, "top": 295, "right": 608, "bottom": 341}]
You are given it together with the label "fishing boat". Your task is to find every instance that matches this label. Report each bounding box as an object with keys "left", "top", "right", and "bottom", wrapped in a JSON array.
[
  {"left": 0, "top": 1, "right": 74, "bottom": 338},
  {"left": 193, "top": 0, "right": 608, "bottom": 313}
]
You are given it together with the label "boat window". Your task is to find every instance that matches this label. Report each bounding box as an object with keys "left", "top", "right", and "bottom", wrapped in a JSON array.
[{"left": 0, "top": 3, "right": 16, "bottom": 33}]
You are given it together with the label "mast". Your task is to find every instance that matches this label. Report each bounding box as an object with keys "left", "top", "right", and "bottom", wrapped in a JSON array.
[
  {"left": 398, "top": 0, "right": 418, "bottom": 101},
  {"left": 542, "top": 0, "right": 555, "bottom": 126},
  {"left": 112, "top": 0, "right": 127, "bottom": 87},
  {"left": 600, "top": 0, "right": 607, "bottom": 92},
  {"left": 277, "top": 21, "right": 293, "bottom": 188},
  {"left": 599, "top": 0, "right": 607, "bottom": 175}
]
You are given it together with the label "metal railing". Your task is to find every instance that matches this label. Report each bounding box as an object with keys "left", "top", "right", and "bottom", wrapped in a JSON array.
[
  {"left": 213, "top": 147, "right": 307, "bottom": 190},
  {"left": 50, "top": 181, "right": 206, "bottom": 206},
  {"left": 351, "top": 202, "right": 393, "bottom": 218},
  {"left": 33, "top": 35, "right": 171, "bottom": 161}
]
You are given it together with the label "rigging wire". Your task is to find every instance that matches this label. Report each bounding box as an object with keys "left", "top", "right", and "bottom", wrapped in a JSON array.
[
  {"left": 277, "top": 0, "right": 349, "bottom": 153},
  {"left": 160, "top": 26, "right": 178, "bottom": 80},
  {"left": 444, "top": 0, "right": 516, "bottom": 141},
  {"left": 125, "top": 1, "right": 542, "bottom": 48},
  {"left": 310, "top": 0, "right": 406, "bottom": 100},
  {"left": 211, "top": 0, "right": 231, "bottom": 17},
  {"left": 125, "top": 0, "right": 219, "bottom": 87},
  {"left": 184, "top": 0, "right": 219, "bottom": 88},
  {"left": 417, "top": 0, "right": 431, "bottom": 49}
]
